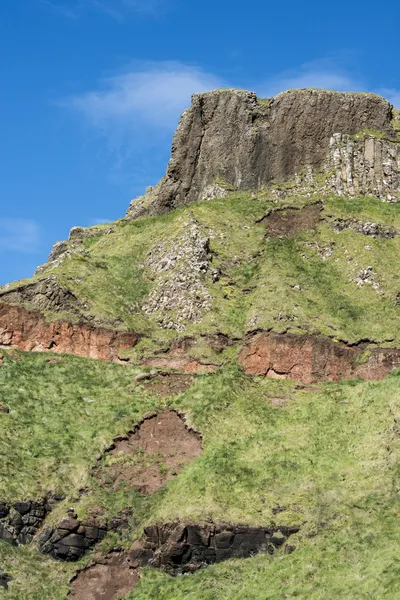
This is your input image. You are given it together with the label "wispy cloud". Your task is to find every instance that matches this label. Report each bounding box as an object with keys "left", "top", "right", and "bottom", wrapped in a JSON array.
[
  {"left": 41, "top": 0, "right": 162, "bottom": 20},
  {"left": 258, "top": 58, "right": 364, "bottom": 98},
  {"left": 0, "top": 219, "right": 40, "bottom": 253},
  {"left": 61, "top": 61, "right": 225, "bottom": 187},
  {"left": 65, "top": 61, "right": 224, "bottom": 129}
]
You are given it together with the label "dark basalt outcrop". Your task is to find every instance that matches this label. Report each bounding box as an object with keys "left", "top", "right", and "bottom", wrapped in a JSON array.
[
  {"left": 39, "top": 513, "right": 129, "bottom": 562},
  {"left": 130, "top": 522, "right": 299, "bottom": 574},
  {"left": 0, "top": 498, "right": 59, "bottom": 546},
  {"left": 69, "top": 522, "right": 300, "bottom": 599},
  {"left": 0, "top": 303, "right": 138, "bottom": 361},
  {"left": 127, "top": 89, "right": 393, "bottom": 219},
  {"left": 239, "top": 331, "right": 400, "bottom": 383},
  {"left": 0, "top": 572, "right": 12, "bottom": 591}
]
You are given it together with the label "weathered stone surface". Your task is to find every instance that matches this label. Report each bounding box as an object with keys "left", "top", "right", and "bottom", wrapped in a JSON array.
[
  {"left": 0, "top": 572, "right": 12, "bottom": 591},
  {"left": 142, "top": 218, "right": 212, "bottom": 331},
  {"left": 0, "top": 278, "right": 83, "bottom": 316},
  {"left": 127, "top": 89, "right": 393, "bottom": 218},
  {"left": 70, "top": 522, "right": 300, "bottom": 599},
  {"left": 332, "top": 217, "right": 397, "bottom": 238},
  {"left": 239, "top": 332, "right": 400, "bottom": 383},
  {"left": 0, "top": 497, "right": 59, "bottom": 546},
  {"left": 326, "top": 133, "right": 400, "bottom": 201},
  {"left": 40, "top": 515, "right": 110, "bottom": 561},
  {"left": 0, "top": 303, "right": 138, "bottom": 361}
]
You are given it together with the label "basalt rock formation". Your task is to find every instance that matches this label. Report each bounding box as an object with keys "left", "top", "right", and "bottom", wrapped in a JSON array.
[
  {"left": 69, "top": 522, "right": 300, "bottom": 599},
  {"left": 127, "top": 88, "right": 395, "bottom": 218},
  {"left": 0, "top": 497, "right": 60, "bottom": 546}
]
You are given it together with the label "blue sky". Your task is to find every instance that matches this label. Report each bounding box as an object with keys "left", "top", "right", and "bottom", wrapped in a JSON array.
[{"left": 1, "top": 0, "right": 399, "bottom": 285}]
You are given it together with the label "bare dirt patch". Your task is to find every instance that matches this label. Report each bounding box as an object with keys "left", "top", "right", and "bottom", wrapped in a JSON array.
[
  {"left": 260, "top": 202, "right": 322, "bottom": 238},
  {"left": 69, "top": 552, "right": 138, "bottom": 600},
  {"left": 96, "top": 411, "right": 202, "bottom": 494},
  {"left": 143, "top": 373, "right": 194, "bottom": 397}
]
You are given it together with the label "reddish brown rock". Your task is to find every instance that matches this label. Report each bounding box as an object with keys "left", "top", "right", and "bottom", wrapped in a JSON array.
[
  {"left": 239, "top": 332, "right": 400, "bottom": 383},
  {"left": 0, "top": 303, "right": 138, "bottom": 362}
]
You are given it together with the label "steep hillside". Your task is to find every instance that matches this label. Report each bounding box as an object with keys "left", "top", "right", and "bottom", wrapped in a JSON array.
[{"left": 1, "top": 88, "right": 400, "bottom": 600}]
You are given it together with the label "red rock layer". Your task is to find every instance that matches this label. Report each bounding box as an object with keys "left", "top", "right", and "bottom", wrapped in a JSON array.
[
  {"left": 0, "top": 303, "right": 138, "bottom": 362},
  {"left": 239, "top": 331, "right": 400, "bottom": 383}
]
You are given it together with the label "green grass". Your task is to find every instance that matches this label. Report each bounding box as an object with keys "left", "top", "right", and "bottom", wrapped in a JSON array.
[{"left": 2, "top": 351, "right": 400, "bottom": 598}]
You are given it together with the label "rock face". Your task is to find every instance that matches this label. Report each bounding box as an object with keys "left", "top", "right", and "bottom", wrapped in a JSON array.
[
  {"left": 0, "top": 303, "right": 138, "bottom": 361},
  {"left": 130, "top": 522, "right": 299, "bottom": 574},
  {"left": 327, "top": 133, "right": 400, "bottom": 201},
  {"left": 0, "top": 278, "right": 83, "bottom": 316},
  {"left": 40, "top": 516, "right": 109, "bottom": 561},
  {"left": 69, "top": 522, "right": 300, "bottom": 599},
  {"left": 127, "top": 89, "right": 393, "bottom": 218},
  {"left": 239, "top": 332, "right": 400, "bottom": 383},
  {"left": 0, "top": 498, "right": 58, "bottom": 546}
]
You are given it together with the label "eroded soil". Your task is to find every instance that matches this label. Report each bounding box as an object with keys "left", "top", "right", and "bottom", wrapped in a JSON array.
[
  {"left": 69, "top": 552, "right": 138, "bottom": 600},
  {"left": 260, "top": 202, "right": 323, "bottom": 237},
  {"left": 96, "top": 411, "right": 203, "bottom": 494},
  {"left": 143, "top": 373, "right": 194, "bottom": 397}
]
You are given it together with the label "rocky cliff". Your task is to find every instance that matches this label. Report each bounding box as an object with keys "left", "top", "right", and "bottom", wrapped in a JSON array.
[{"left": 127, "top": 88, "right": 396, "bottom": 218}]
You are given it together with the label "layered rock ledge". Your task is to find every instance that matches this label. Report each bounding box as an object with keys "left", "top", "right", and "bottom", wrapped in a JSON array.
[
  {"left": 239, "top": 332, "right": 400, "bottom": 383},
  {"left": 127, "top": 88, "right": 395, "bottom": 218},
  {"left": 0, "top": 303, "right": 138, "bottom": 361}
]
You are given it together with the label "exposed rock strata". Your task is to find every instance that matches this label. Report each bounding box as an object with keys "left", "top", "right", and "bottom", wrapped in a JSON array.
[
  {"left": 239, "top": 332, "right": 400, "bottom": 383},
  {"left": 39, "top": 512, "right": 130, "bottom": 562},
  {"left": 327, "top": 133, "right": 400, "bottom": 201},
  {"left": 0, "top": 498, "right": 59, "bottom": 546},
  {"left": 332, "top": 217, "right": 397, "bottom": 237},
  {"left": 0, "top": 304, "right": 138, "bottom": 361},
  {"left": 70, "top": 522, "right": 300, "bottom": 599},
  {"left": 127, "top": 89, "right": 393, "bottom": 218},
  {"left": 0, "top": 278, "right": 83, "bottom": 315}
]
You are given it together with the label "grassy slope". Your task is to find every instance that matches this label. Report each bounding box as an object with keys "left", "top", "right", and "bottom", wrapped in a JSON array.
[
  {"left": 2, "top": 194, "right": 400, "bottom": 349},
  {"left": 1, "top": 350, "right": 400, "bottom": 599}
]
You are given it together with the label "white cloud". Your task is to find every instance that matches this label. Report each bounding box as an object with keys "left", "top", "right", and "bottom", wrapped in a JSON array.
[
  {"left": 0, "top": 219, "right": 40, "bottom": 253},
  {"left": 66, "top": 62, "right": 224, "bottom": 129},
  {"left": 62, "top": 61, "right": 225, "bottom": 188},
  {"left": 257, "top": 59, "right": 363, "bottom": 98}
]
